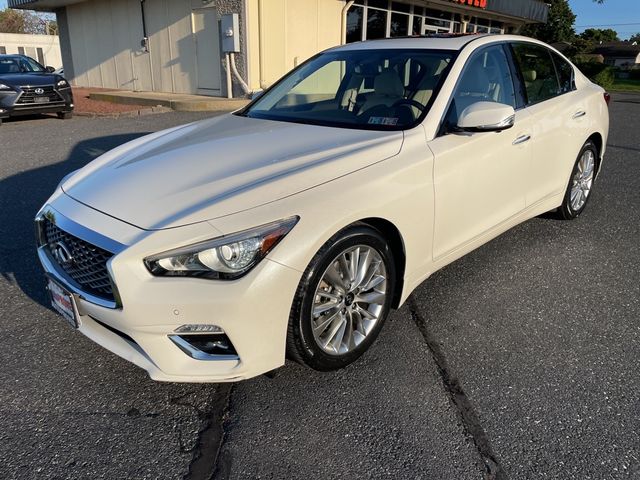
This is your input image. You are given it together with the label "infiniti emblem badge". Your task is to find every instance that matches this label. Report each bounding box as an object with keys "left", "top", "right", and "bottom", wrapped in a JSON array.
[
  {"left": 34, "top": 87, "right": 45, "bottom": 95},
  {"left": 52, "top": 242, "right": 74, "bottom": 266}
]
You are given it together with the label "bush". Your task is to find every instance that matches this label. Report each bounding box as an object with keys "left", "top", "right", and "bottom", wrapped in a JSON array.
[
  {"left": 630, "top": 69, "right": 640, "bottom": 81},
  {"left": 575, "top": 62, "right": 615, "bottom": 89}
]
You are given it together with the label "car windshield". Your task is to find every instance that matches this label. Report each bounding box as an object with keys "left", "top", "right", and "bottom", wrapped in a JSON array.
[
  {"left": 241, "top": 48, "right": 455, "bottom": 130},
  {"left": 0, "top": 56, "right": 44, "bottom": 74}
]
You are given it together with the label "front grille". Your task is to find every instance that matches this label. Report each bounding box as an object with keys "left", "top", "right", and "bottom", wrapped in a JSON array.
[
  {"left": 43, "top": 219, "right": 115, "bottom": 301},
  {"left": 17, "top": 85, "right": 62, "bottom": 105}
]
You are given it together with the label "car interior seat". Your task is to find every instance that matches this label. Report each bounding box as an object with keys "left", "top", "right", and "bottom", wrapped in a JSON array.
[
  {"left": 407, "top": 59, "right": 449, "bottom": 119},
  {"left": 522, "top": 69, "right": 541, "bottom": 102},
  {"left": 358, "top": 69, "right": 405, "bottom": 115}
]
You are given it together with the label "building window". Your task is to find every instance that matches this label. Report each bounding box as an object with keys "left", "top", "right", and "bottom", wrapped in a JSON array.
[
  {"left": 346, "top": 6, "right": 364, "bottom": 43},
  {"left": 366, "top": 6, "right": 388, "bottom": 39},
  {"left": 0, "top": 46, "right": 6, "bottom": 54},
  {"left": 37, "top": 47, "right": 45, "bottom": 65},
  {"left": 465, "top": 17, "right": 504, "bottom": 34},
  {"left": 347, "top": 1, "right": 504, "bottom": 43},
  {"left": 18, "top": 46, "right": 25, "bottom": 55},
  {"left": 390, "top": 12, "right": 409, "bottom": 36},
  {"left": 410, "top": 15, "right": 421, "bottom": 35}
]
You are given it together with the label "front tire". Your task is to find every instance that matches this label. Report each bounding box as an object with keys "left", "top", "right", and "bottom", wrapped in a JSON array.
[
  {"left": 556, "top": 139, "right": 598, "bottom": 220},
  {"left": 286, "top": 225, "right": 396, "bottom": 371}
]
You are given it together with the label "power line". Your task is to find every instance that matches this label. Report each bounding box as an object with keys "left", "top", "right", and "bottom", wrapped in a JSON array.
[{"left": 576, "top": 22, "right": 640, "bottom": 28}]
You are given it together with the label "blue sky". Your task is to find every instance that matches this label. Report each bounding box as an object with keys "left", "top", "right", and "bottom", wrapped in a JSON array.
[
  {"left": 1, "top": 0, "right": 638, "bottom": 39},
  {"left": 569, "top": 0, "right": 640, "bottom": 39}
]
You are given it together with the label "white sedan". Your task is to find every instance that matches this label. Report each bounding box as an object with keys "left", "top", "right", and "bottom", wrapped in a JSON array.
[{"left": 36, "top": 35, "right": 609, "bottom": 382}]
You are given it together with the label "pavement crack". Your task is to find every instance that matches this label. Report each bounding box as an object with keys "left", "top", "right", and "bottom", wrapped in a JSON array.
[
  {"left": 407, "top": 296, "right": 508, "bottom": 480},
  {"left": 182, "top": 384, "right": 233, "bottom": 480}
]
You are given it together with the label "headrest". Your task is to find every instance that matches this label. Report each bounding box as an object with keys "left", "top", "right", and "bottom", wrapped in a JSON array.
[
  {"left": 374, "top": 69, "right": 404, "bottom": 97},
  {"left": 523, "top": 70, "right": 537, "bottom": 82}
]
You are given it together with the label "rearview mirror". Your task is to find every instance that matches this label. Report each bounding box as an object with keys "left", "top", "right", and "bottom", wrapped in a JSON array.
[
  {"left": 457, "top": 101, "right": 515, "bottom": 133},
  {"left": 45, "top": 66, "right": 56, "bottom": 73}
]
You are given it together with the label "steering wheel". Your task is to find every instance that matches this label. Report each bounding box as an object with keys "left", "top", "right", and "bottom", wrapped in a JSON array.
[{"left": 392, "top": 99, "right": 425, "bottom": 112}]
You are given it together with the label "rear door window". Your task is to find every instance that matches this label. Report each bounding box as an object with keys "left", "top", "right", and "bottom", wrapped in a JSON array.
[{"left": 511, "top": 43, "right": 560, "bottom": 105}]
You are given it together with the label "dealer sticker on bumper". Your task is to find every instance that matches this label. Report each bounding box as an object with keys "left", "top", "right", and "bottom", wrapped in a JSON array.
[{"left": 47, "top": 278, "right": 79, "bottom": 329}]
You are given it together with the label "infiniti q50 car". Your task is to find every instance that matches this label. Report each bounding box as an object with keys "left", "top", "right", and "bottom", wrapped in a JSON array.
[{"left": 36, "top": 35, "right": 609, "bottom": 382}]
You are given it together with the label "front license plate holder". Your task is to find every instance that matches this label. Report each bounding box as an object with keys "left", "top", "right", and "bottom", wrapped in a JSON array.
[
  {"left": 34, "top": 96, "right": 50, "bottom": 104},
  {"left": 47, "top": 277, "right": 80, "bottom": 329}
]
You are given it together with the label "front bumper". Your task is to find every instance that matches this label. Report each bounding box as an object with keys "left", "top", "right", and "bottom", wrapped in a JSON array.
[
  {"left": 36, "top": 195, "right": 302, "bottom": 382},
  {"left": 0, "top": 86, "right": 73, "bottom": 119}
]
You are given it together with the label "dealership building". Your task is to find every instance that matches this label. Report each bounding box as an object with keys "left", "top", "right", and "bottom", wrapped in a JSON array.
[{"left": 9, "top": 0, "right": 548, "bottom": 97}]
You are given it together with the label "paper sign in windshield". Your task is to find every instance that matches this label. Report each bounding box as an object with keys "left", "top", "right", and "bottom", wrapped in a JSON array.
[{"left": 367, "top": 117, "right": 398, "bottom": 126}]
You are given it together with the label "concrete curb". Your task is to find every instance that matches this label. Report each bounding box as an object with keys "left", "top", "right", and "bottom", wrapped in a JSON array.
[
  {"left": 73, "top": 106, "right": 171, "bottom": 118},
  {"left": 89, "top": 92, "right": 249, "bottom": 112},
  {"left": 75, "top": 106, "right": 172, "bottom": 118}
]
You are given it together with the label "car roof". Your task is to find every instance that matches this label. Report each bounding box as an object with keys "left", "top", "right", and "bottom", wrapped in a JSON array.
[
  {"left": 328, "top": 34, "right": 554, "bottom": 54},
  {"left": 330, "top": 34, "right": 492, "bottom": 52}
]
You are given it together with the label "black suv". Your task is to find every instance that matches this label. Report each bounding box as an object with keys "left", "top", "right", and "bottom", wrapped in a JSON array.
[{"left": 0, "top": 54, "right": 74, "bottom": 125}]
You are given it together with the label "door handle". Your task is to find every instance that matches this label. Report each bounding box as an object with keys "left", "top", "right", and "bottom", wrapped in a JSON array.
[
  {"left": 572, "top": 110, "right": 587, "bottom": 119},
  {"left": 512, "top": 134, "right": 531, "bottom": 146}
]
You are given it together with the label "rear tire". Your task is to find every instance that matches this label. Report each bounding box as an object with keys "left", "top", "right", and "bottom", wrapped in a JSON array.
[
  {"left": 286, "top": 225, "right": 396, "bottom": 371},
  {"left": 57, "top": 111, "right": 73, "bottom": 120},
  {"left": 556, "top": 139, "right": 598, "bottom": 220}
]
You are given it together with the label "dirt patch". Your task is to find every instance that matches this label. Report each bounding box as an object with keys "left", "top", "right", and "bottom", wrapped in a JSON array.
[{"left": 72, "top": 87, "right": 149, "bottom": 115}]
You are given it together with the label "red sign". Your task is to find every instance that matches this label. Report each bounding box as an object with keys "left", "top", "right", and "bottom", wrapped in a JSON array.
[{"left": 450, "top": 0, "right": 488, "bottom": 9}]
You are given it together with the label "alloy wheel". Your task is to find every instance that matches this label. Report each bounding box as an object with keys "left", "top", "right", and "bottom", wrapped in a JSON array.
[
  {"left": 310, "top": 245, "right": 388, "bottom": 356},
  {"left": 569, "top": 149, "right": 595, "bottom": 212}
]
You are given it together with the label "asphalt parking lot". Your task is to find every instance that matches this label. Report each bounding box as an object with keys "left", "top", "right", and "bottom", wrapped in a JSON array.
[{"left": 0, "top": 95, "right": 638, "bottom": 480}]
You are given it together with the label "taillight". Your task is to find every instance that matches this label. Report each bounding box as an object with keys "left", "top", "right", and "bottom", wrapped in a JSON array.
[{"left": 604, "top": 92, "right": 611, "bottom": 106}]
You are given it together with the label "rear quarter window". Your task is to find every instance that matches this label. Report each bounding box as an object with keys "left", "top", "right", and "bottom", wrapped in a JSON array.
[{"left": 551, "top": 52, "right": 576, "bottom": 94}]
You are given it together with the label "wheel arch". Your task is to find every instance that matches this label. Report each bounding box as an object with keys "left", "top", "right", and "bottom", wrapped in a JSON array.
[
  {"left": 356, "top": 217, "right": 406, "bottom": 309},
  {"left": 586, "top": 132, "right": 604, "bottom": 175}
]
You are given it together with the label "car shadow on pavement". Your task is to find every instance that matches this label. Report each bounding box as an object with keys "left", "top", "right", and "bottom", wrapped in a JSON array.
[{"left": 0, "top": 132, "right": 150, "bottom": 308}]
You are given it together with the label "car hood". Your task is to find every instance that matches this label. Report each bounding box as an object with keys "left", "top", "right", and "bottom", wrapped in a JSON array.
[
  {"left": 0, "top": 73, "right": 60, "bottom": 86},
  {"left": 62, "top": 114, "right": 404, "bottom": 230}
]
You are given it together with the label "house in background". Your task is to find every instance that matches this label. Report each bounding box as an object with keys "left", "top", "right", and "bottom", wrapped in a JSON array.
[
  {"left": 8, "top": 0, "right": 549, "bottom": 97},
  {"left": 592, "top": 41, "right": 640, "bottom": 68},
  {"left": 0, "top": 32, "right": 62, "bottom": 68}
]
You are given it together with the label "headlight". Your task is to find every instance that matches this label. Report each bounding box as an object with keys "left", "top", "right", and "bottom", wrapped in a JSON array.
[
  {"left": 0, "top": 83, "right": 12, "bottom": 90},
  {"left": 144, "top": 216, "right": 299, "bottom": 280},
  {"left": 57, "top": 79, "right": 69, "bottom": 88}
]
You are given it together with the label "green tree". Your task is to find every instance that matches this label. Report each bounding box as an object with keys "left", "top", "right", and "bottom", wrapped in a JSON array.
[
  {"left": 0, "top": 8, "right": 47, "bottom": 34},
  {"left": 580, "top": 28, "right": 619, "bottom": 43},
  {"left": 629, "top": 33, "right": 640, "bottom": 43},
  {"left": 521, "top": 0, "right": 576, "bottom": 43}
]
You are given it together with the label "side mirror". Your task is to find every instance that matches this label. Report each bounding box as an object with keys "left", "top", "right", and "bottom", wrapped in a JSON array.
[
  {"left": 250, "top": 89, "right": 264, "bottom": 100},
  {"left": 45, "top": 66, "right": 56, "bottom": 73},
  {"left": 457, "top": 101, "right": 515, "bottom": 133}
]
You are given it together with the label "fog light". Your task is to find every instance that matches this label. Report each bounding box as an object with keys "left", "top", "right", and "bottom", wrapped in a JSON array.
[
  {"left": 174, "top": 324, "right": 224, "bottom": 334},
  {"left": 169, "top": 332, "right": 238, "bottom": 359},
  {"left": 181, "top": 334, "right": 236, "bottom": 355}
]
